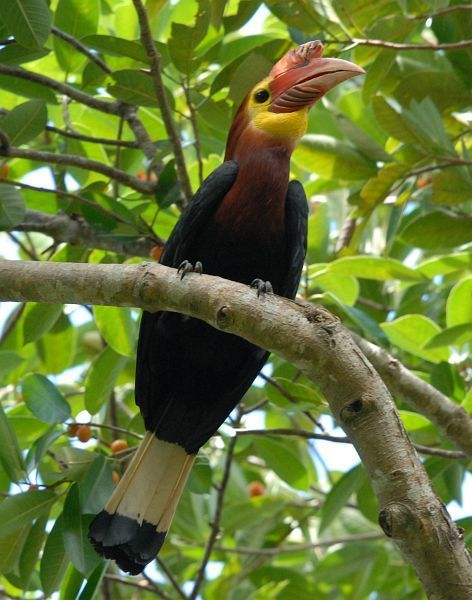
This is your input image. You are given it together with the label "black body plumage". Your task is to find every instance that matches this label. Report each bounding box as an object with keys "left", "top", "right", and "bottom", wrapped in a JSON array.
[{"left": 89, "top": 160, "right": 308, "bottom": 574}]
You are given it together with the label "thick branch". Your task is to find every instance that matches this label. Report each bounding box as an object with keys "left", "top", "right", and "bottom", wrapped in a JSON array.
[
  {"left": 0, "top": 146, "right": 155, "bottom": 194},
  {"left": 14, "top": 210, "right": 158, "bottom": 258},
  {"left": 132, "top": 0, "right": 192, "bottom": 204},
  {"left": 0, "top": 64, "right": 121, "bottom": 115},
  {"left": 353, "top": 335, "right": 472, "bottom": 458},
  {"left": 0, "top": 260, "right": 470, "bottom": 599}
]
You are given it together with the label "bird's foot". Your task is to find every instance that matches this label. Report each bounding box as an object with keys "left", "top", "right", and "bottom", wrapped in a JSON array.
[
  {"left": 251, "top": 279, "right": 273, "bottom": 298},
  {"left": 177, "top": 260, "right": 203, "bottom": 280}
]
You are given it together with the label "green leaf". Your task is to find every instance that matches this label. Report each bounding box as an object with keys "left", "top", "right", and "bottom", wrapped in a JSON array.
[
  {"left": 37, "top": 313, "right": 76, "bottom": 374},
  {"left": 312, "top": 271, "right": 359, "bottom": 306},
  {"left": 394, "top": 71, "right": 470, "bottom": 112},
  {"left": 0, "top": 0, "right": 51, "bottom": 49},
  {"left": 362, "top": 49, "right": 396, "bottom": 102},
  {"left": 0, "top": 44, "right": 49, "bottom": 65},
  {"left": 294, "top": 135, "right": 377, "bottom": 180},
  {"left": 155, "top": 159, "right": 181, "bottom": 208},
  {"left": 431, "top": 169, "right": 472, "bottom": 206},
  {"left": 79, "top": 455, "right": 114, "bottom": 514},
  {"left": 327, "top": 256, "right": 423, "bottom": 282},
  {"left": 62, "top": 484, "right": 102, "bottom": 575},
  {"left": 22, "top": 373, "right": 71, "bottom": 425},
  {"left": 0, "top": 489, "right": 56, "bottom": 539},
  {"left": 93, "top": 306, "right": 136, "bottom": 357},
  {"left": 55, "top": 447, "right": 95, "bottom": 481},
  {"left": 417, "top": 252, "right": 472, "bottom": 278},
  {"left": 82, "top": 34, "right": 148, "bottom": 63},
  {"left": 53, "top": 0, "right": 99, "bottom": 71},
  {"left": 19, "top": 514, "right": 48, "bottom": 585},
  {"left": 84, "top": 346, "right": 128, "bottom": 414},
  {"left": 360, "top": 163, "right": 410, "bottom": 207},
  {"left": 0, "top": 184, "right": 26, "bottom": 228},
  {"left": 0, "top": 351, "right": 23, "bottom": 377},
  {"left": 0, "top": 74, "right": 56, "bottom": 103},
  {"left": 253, "top": 437, "right": 308, "bottom": 490},
  {"left": 168, "top": 0, "right": 211, "bottom": 74},
  {"left": 40, "top": 515, "right": 70, "bottom": 597},
  {"left": 0, "top": 524, "right": 30, "bottom": 575},
  {"left": 399, "top": 410, "right": 432, "bottom": 432},
  {"left": 0, "top": 99, "right": 47, "bottom": 146},
  {"left": 319, "top": 465, "right": 365, "bottom": 533},
  {"left": 0, "top": 402, "right": 25, "bottom": 483},
  {"left": 108, "top": 69, "right": 157, "bottom": 107},
  {"left": 79, "top": 561, "right": 107, "bottom": 600},
  {"left": 380, "top": 314, "right": 449, "bottom": 363},
  {"left": 372, "top": 95, "right": 422, "bottom": 145},
  {"left": 22, "top": 302, "right": 63, "bottom": 344},
  {"left": 446, "top": 276, "right": 472, "bottom": 327},
  {"left": 400, "top": 211, "right": 472, "bottom": 249},
  {"left": 425, "top": 324, "right": 472, "bottom": 350}
]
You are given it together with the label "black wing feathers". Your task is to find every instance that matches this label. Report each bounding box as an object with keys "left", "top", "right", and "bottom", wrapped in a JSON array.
[
  {"left": 160, "top": 160, "right": 239, "bottom": 268},
  {"left": 281, "top": 180, "right": 308, "bottom": 299}
]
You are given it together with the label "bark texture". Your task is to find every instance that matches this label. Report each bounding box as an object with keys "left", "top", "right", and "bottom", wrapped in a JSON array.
[{"left": 0, "top": 260, "right": 471, "bottom": 599}]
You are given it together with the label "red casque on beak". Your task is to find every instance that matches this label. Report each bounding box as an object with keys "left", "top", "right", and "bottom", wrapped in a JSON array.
[{"left": 269, "top": 41, "right": 365, "bottom": 113}]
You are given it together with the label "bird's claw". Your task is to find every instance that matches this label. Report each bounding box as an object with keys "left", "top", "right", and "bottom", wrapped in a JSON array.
[
  {"left": 177, "top": 260, "right": 203, "bottom": 280},
  {"left": 250, "top": 279, "right": 273, "bottom": 297}
]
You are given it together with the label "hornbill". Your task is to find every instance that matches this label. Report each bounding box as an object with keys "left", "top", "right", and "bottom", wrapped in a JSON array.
[{"left": 89, "top": 41, "right": 364, "bottom": 574}]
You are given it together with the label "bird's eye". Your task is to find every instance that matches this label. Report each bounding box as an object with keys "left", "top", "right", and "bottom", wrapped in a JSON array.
[{"left": 254, "top": 89, "right": 269, "bottom": 103}]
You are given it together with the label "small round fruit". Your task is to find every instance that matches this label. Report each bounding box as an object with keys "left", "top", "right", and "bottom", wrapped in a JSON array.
[
  {"left": 150, "top": 245, "right": 163, "bottom": 261},
  {"left": 110, "top": 439, "right": 129, "bottom": 454},
  {"left": 0, "top": 163, "right": 8, "bottom": 177},
  {"left": 248, "top": 481, "right": 265, "bottom": 498},
  {"left": 77, "top": 425, "right": 92, "bottom": 443},
  {"left": 416, "top": 176, "right": 431, "bottom": 189},
  {"left": 67, "top": 423, "right": 79, "bottom": 437}
]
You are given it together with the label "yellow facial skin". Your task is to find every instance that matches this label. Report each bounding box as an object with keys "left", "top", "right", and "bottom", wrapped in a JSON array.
[{"left": 247, "top": 78, "right": 309, "bottom": 144}]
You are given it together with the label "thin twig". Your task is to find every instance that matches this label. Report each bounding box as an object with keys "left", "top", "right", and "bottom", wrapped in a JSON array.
[
  {"left": 0, "top": 302, "right": 25, "bottom": 346},
  {"left": 132, "top": 0, "right": 192, "bottom": 205},
  {"left": 0, "top": 146, "right": 155, "bottom": 194},
  {"left": 51, "top": 26, "right": 112, "bottom": 74},
  {"left": 69, "top": 421, "right": 144, "bottom": 440},
  {"left": 324, "top": 38, "right": 472, "bottom": 51},
  {"left": 7, "top": 232, "right": 37, "bottom": 260},
  {"left": 234, "top": 427, "right": 349, "bottom": 444},
  {"left": 212, "top": 532, "right": 384, "bottom": 556},
  {"left": 182, "top": 77, "right": 203, "bottom": 185},
  {"left": 259, "top": 372, "right": 323, "bottom": 429},
  {"left": 103, "top": 574, "right": 172, "bottom": 600},
  {"left": 0, "top": 64, "right": 121, "bottom": 114},
  {"left": 409, "top": 4, "right": 472, "bottom": 19},
  {"left": 46, "top": 125, "right": 138, "bottom": 148},
  {"left": 155, "top": 558, "right": 188, "bottom": 600},
  {"left": 190, "top": 435, "right": 237, "bottom": 599}
]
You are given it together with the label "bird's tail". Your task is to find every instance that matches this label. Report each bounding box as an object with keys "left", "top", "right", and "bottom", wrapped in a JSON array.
[{"left": 88, "top": 432, "right": 195, "bottom": 574}]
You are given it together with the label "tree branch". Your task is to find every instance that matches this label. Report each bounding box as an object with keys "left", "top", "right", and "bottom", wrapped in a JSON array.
[
  {"left": 325, "top": 38, "right": 472, "bottom": 51},
  {"left": 234, "top": 428, "right": 465, "bottom": 459},
  {"left": 0, "top": 146, "right": 155, "bottom": 194},
  {"left": 410, "top": 4, "right": 472, "bottom": 19},
  {"left": 0, "top": 64, "right": 121, "bottom": 115},
  {"left": 131, "top": 0, "right": 192, "bottom": 204},
  {"left": 13, "top": 209, "right": 158, "bottom": 258},
  {"left": 46, "top": 125, "right": 138, "bottom": 148},
  {"left": 190, "top": 434, "right": 237, "bottom": 599},
  {"left": 51, "top": 26, "right": 112, "bottom": 74},
  {"left": 212, "top": 532, "right": 384, "bottom": 556},
  {"left": 353, "top": 334, "right": 472, "bottom": 457},
  {"left": 0, "top": 260, "right": 471, "bottom": 599}
]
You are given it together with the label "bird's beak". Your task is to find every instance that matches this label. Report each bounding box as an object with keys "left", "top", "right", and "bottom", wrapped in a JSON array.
[{"left": 268, "top": 41, "right": 365, "bottom": 114}]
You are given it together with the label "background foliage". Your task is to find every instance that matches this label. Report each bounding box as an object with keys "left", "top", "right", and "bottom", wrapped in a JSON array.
[{"left": 0, "top": 0, "right": 471, "bottom": 598}]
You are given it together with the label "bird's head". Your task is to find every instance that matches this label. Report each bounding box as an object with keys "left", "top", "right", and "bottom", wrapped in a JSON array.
[{"left": 225, "top": 41, "right": 364, "bottom": 159}]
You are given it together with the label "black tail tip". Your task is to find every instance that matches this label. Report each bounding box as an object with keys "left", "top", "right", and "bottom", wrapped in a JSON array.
[{"left": 89, "top": 511, "right": 167, "bottom": 575}]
